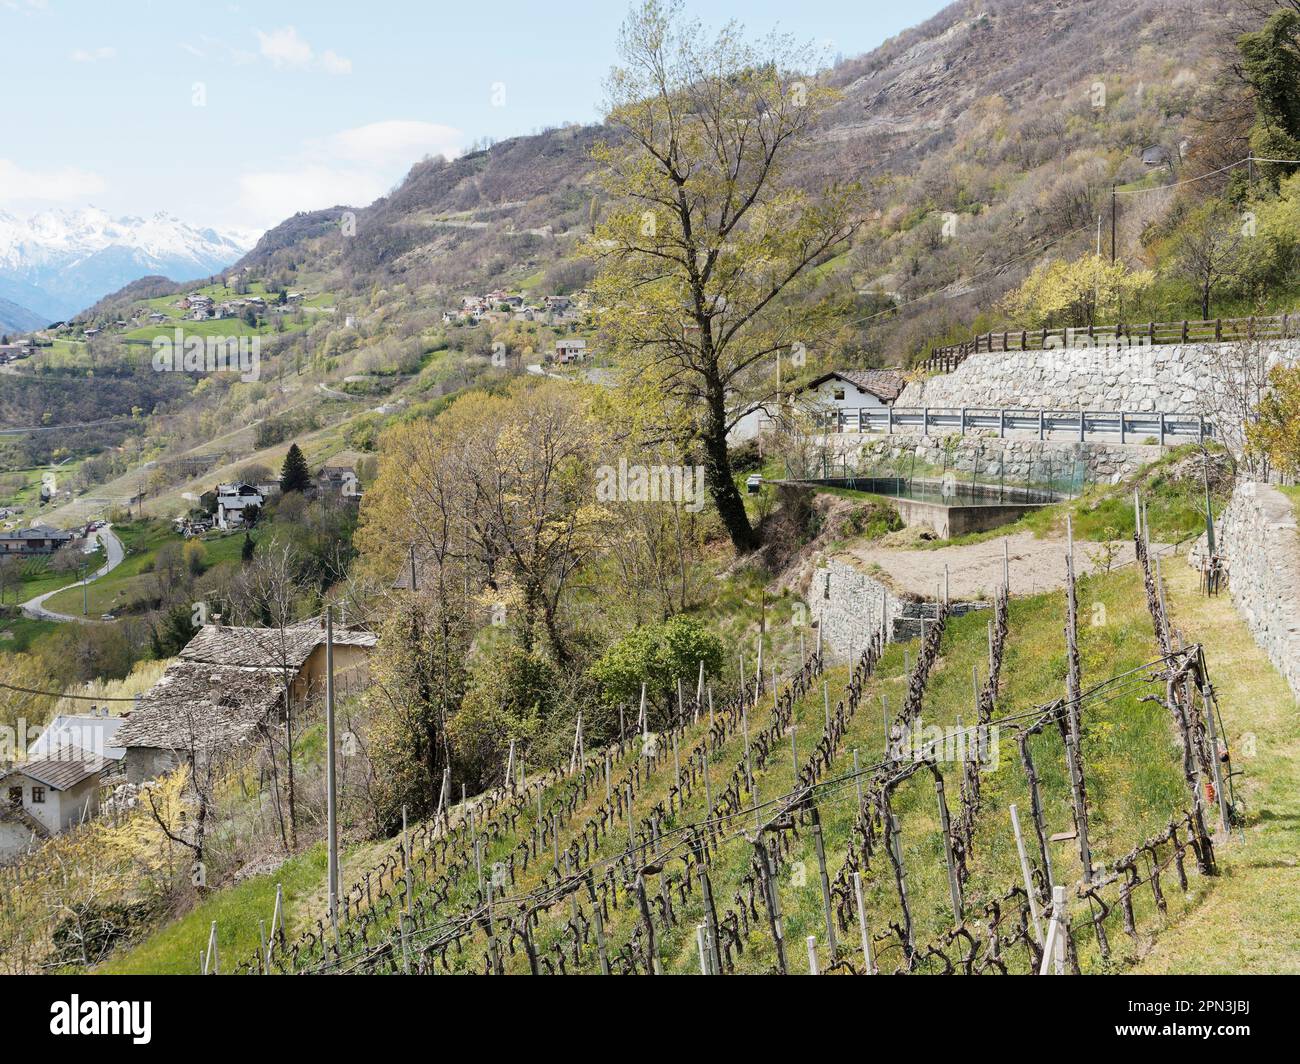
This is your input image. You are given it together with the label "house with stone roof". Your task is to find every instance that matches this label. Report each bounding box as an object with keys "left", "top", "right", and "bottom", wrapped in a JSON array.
[{"left": 115, "top": 619, "right": 376, "bottom": 784}]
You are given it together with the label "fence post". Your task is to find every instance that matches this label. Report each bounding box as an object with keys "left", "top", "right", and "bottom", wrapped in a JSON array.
[
  {"left": 696, "top": 924, "right": 712, "bottom": 975},
  {"left": 852, "top": 871, "right": 875, "bottom": 973},
  {"left": 1009, "top": 804, "right": 1043, "bottom": 944},
  {"left": 809, "top": 804, "right": 839, "bottom": 958},
  {"left": 1038, "top": 885, "right": 1068, "bottom": 974},
  {"left": 1201, "top": 683, "right": 1231, "bottom": 834},
  {"left": 806, "top": 935, "right": 820, "bottom": 975}
]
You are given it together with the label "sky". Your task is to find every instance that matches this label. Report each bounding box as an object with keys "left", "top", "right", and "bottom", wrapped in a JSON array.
[{"left": 0, "top": 0, "right": 949, "bottom": 235}]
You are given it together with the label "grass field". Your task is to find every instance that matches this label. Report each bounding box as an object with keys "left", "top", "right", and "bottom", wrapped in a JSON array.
[
  {"left": 98, "top": 846, "right": 330, "bottom": 975},
  {"left": 43, "top": 520, "right": 244, "bottom": 617}
]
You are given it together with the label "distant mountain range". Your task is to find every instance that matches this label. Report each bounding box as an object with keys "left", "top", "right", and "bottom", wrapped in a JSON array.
[
  {"left": 0, "top": 207, "right": 259, "bottom": 324},
  {"left": 0, "top": 296, "right": 45, "bottom": 336}
]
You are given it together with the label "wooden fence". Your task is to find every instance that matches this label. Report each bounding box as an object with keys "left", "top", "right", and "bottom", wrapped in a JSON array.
[{"left": 923, "top": 312, "right": 1300, "bottom": 373}]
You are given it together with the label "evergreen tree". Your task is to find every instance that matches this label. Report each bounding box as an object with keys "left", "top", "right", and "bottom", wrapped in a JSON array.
[
  {"left": 280, "top": 443, "right": 311, "bottom": 494},
  {"left": 241, "top": 531, "right": 255, "bottom": 562},
  {"left": 1239, "top": 9, "right": 1300, "bottom": 185}
]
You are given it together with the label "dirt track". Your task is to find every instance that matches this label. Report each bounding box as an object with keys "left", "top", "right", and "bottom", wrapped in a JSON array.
[{"left": 838, "top": 531, "right": 1155, "bottom": 600}]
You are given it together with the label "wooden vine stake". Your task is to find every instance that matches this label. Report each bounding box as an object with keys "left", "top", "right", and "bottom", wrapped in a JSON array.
[
  {"left": 852, "top": 871, "right": 875, "bottom": 974},
  {"left": 808, "top": 802, "right": 839, "bottom": 958},
  {"left": 1062, "top": 516, "right": 1095, "bottom": 884},
  {"left": 753, "top": 836, "right": 788, "bottom": 974},
  {"left": 1009, "top": 803, "right": 1044, "bottom": 944}
]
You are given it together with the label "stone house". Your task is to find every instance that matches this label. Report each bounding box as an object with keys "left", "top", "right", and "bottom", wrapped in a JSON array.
[
  {"left": 0, "top": 749, "right": 108, "bottom": 859},
  {"left": 115, "top": 621, "right": 376, "bottom": 784}
]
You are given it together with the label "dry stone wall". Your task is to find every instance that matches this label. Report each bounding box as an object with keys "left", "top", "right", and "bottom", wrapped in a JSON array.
[
  {"left": 1201, "top": 481, "right": 1300, "bottom": 702},
  {"left": 810, "top": 556, "right": 989, "bottom": 653},
  {"left": 898, "top": 338, "right": 1300, "bottom": 414}
]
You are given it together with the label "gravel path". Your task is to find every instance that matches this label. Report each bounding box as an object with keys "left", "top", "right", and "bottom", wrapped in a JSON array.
[{"left": 838, "top": 530, "right": 1148, "bottom": 600}]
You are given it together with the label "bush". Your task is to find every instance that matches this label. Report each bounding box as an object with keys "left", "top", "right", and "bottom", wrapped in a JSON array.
[
  {"left": 843, "top": 502, "right": 904, "bottom": 540},
  {"left": 590, "top": 615, "right": 723, "bottom": 726}
]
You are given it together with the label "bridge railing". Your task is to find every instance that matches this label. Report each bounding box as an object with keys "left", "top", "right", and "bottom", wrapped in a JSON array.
[{"left": 762, "top": 405, "right": 1215, "bottom": 446}]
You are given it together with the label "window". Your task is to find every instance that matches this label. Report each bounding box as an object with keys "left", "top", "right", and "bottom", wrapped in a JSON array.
[
  {"left": 832, "top": 387, "right": 846, "bottom": 401},
  {"left": 7, "top": 787, "right": 20, "bottom": 806},
  {"left": 30, "top": 786, "right": 45, "bottom": 804}
]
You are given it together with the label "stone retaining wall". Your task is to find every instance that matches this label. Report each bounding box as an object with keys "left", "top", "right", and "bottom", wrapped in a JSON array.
[
  {"left": 897, "top": 338, "right": 1300, "bottom": 414},
  {"left": 810, "top": 556, "right": 988, "bottom": 653},
  {"left": 818, "top": 434, "right": 1158, "bottom": 486},
  {"left": 1202, "top": 482, "right": 1300, "bottom": 702}
]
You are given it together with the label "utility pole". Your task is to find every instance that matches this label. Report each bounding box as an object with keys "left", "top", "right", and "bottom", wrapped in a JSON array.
[
  {"left": 1202, "top": 450, "right": 1217, "bottom": 557},
  {"left": 1110, "top": 183, "right": 1117, "bottom": 264},
  {"left": 325, "top": 605, "right": 339, "bottom": 936}
]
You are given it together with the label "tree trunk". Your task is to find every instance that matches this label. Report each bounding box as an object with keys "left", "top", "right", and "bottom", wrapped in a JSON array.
[{"left": 702, "top": 382, "right": 758, "bottom": 553}]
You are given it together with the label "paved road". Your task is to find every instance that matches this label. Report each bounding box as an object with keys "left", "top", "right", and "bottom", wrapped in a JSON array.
[{"left": 20, "top": 526, "right": 126, "bottom": 623}]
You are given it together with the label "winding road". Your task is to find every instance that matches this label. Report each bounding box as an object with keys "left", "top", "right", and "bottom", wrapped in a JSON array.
[{"left": 20, "top": 526, "right": 125, "bottom": 623}]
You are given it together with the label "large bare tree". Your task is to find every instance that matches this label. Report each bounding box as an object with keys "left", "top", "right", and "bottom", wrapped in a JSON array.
[{"left": 588, "top": 0, "right": 860, "bottom": 552}]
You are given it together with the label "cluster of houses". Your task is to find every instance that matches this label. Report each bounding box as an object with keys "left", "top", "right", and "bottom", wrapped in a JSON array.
[
  {"left": 0, "top": 341, "right": 36, "bottom": 364},
  {"left": 175, "top": 465, "right": 361, "bottom": 536},
  {"left": 443, "top": 291, "right": 586, "bottom": 327},
  {"left": 176, "top": 290, "right": 300, "bottom": 322},
  {"left": 0, "top": 619, "right": 377, "bottom": 859}
]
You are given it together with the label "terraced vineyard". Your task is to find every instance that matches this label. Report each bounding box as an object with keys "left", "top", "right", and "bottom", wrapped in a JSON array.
[{"left": 232, "top": 532, "right": 1234, "bottom": 976}]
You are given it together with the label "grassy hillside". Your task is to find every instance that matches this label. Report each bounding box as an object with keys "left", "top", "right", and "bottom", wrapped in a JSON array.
[{"left": 102, "top": 539, "right": 1278, "bottom": 975}]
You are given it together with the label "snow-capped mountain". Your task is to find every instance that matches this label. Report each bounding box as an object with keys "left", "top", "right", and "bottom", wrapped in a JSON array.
[{"left": 0, "top": 207, "right": 260, "bottom": 321}]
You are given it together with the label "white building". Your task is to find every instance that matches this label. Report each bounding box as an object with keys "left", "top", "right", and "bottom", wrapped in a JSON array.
[
  {"left": 795, "top": 369, "right": 906, "bottom": 412},
  {"left": 0, "top": 748, "right": 108, "bottom": 858},
  {"left": 215, "top": 482, "right": 265, "bottom": 530},
  {"left": 728, "top": 369, "right": 907, "bottom": 443},
  {"left": 554, "top": 338, "right": 587, "bottom": 364}
]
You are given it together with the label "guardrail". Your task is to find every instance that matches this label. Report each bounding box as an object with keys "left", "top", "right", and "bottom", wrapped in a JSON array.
[
  {"left": 923, "top": 313, "right": 1300, "bottom": 373},
  {"left": 765, "top": 405, "right": 1216, "bottom": 446}
]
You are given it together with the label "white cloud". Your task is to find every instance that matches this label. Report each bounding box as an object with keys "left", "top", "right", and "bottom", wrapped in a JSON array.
[
  {"left": 70, "top": 46, "right": 116, "bottom": 63},
  {"left": 237, "top": 166, "right": 386, "bottom": 227},
  {"left": 235, "top": 120, "right": 462, "bottom": 227},
  {"left": 322, "top": 120, "right": 462, "bottom": 165},
  {"left": 0, "top": 159, "right": 106, "bottom": 203},
  {"left": 319, "top": 49, "right": 352, "bottom": 76},
  {"left": 255, "top": 26, "right": 351, "bottom": 74}
]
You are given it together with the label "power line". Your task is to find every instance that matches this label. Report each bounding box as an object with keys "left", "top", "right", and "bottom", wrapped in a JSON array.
[{"left": 0, "top": 678, "right": 138, "bottom": 702}]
